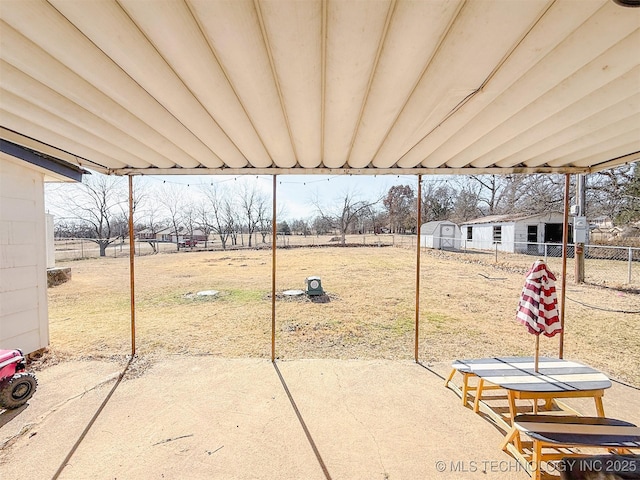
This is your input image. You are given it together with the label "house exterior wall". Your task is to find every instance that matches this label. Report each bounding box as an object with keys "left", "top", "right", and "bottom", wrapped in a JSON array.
[
  {"left": 0, "top": 155, "right": 49, "bottom": 353},
  {"left": 45, "top": 213, "right": 55, "bottom": 268},
  {"left": 462, "top": 223, "right": 516, "bottom": 252},
  {"left": 462, "top": 213, "right": 568, "bottom": 253},
  {"left": 513, "top": 220, "right": 548, "bottom": 254}
]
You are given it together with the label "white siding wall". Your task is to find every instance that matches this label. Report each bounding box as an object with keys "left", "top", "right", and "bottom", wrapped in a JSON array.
[
  {"left": 463, "top": 224, "right": 493, "bottom": 250},
  {"left": 463, "top": 223, "right": 516, "bottom": 252},
  {"left": 420, "top": 234, "right": 436, "bottom": 248},
  {"left": 502, "top": 224, "right": 515, "bottom": 252},
  {"left": 513, "top": 221, "right": 542, "bottom": 254},
  {"left": 463, "top": 214, "right": 568, "bottom": 254},
  {"left": 46, "top": 213, "right": 55, "bottom": 268},
  {"left": 514, "top": 221, "right": 530, "bottom": 244},
  {"left": 0, "top": 155, "right": 49, "bottom": 353}
]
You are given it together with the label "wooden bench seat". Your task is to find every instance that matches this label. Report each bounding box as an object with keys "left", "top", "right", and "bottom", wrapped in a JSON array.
[{"left": 501, "top": 415, "right": 640, "bottom": 480}]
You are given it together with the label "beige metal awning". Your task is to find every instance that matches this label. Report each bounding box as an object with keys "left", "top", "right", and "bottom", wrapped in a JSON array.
[{"left": 1, "top": 0, "right": 639, "bottom": 176}]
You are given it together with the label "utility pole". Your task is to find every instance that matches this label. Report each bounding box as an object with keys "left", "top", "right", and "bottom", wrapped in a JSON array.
[{"left": 574, "top": 174, "right": 586, "bottom": 283}]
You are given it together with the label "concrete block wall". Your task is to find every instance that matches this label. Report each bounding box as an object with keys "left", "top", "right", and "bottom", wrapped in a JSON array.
[{"left": 0, "top": 154, "right": 49, "bottom": 353}]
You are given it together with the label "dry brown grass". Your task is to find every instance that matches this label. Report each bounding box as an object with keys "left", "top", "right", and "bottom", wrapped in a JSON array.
[{"left": 47, "top": 246, "right": 640, "bottom": 385}]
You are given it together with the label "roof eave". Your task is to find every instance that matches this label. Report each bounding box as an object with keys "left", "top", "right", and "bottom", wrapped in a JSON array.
[
  {"left": 113, "top": 165, "right": 597, "bottom": 177},
  {"left": 0, "top": 138, "right": 88, "bottom": 182}
]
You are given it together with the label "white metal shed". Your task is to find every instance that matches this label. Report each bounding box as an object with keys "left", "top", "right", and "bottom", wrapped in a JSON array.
[
  {"left": 420, "top": 221, "right": 461, "bottom": 250},
  {"left": 461, "top": 213, "right": 573, "bottom": 254}
]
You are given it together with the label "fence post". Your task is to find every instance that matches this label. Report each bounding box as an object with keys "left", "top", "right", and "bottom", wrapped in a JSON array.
[
  {"left": 544, "top": 243, "right": 547, "bottom": 262},
  {"left": 495, "top": 242, "right": 498, "bottom": 263},
  {"left": 629, "top": 247, "right": 633, "bottom": 285},
  {"left": 81, "top": 239, "right": 84, "bottom": 259}
]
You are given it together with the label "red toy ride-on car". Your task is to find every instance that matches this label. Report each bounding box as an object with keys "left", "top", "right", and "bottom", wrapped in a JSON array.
[{"left": 0, "top": 349, "right": 37, "bottom": 409}]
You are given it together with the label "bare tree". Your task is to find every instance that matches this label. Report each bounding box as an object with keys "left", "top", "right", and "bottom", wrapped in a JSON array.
[
  {"left": 512, "top": 175, "right": 564, "bottom": 215},
  {"left": 421, "top": 182, "right": 455, "bottom": 222},
  {"left": 50, "top": 174, "right": 126, "bottom": 256},
  {"left": 312, "top": 215, "right": 333, "bottom": 235},
  {"left": 368, "top": 208, "right": 387, "bottom": 234},
  {"left": 313, "top": 190, "right": 380, "bottom": 245},
  {"left": 290, "top": 218, "right": 311, "bottom": 236},
  {"left": 195, "top": 199, "right": 213, "bottom": 248},
  {"left": 588, "top": 165, "right": 638, "bottom": 224},
  {"left": 180, "top": 201, "right": 198, "bottom": 247},
  {"left": 139, "top": 200, "right": 167, "bottom": 254},
  {"left": 468, "top": 175, "right": 506, "bottom": 215},
  {"left": 618, "top": 163, "right": 640, "bottom": 224},
  {"left": 451, "top": 184, "right": 483, "bottom": 223},
  {"left": 52, "top": 218, "right": 93, "bottom": 238},
  {"left": 109, "top": 177, "right": 148, "bottom": 252},
  {"left": 157, "top": 184, "right": 184, "bottom": 251},
  {"left": 201, "top": 184, "right": 234, "bottom": 250},
  {"left": 238, "top": 180, "right": 267, "bottom": 247},
  {"left": 383, "top": 185, "right": 415, "bottom": 233},
  {"left": 256, "top": 197, "right": 272, "bottom": 244}
]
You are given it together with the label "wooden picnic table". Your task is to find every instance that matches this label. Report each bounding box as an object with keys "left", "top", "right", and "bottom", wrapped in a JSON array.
[
  {"left": 445, "top": 357, "right": 640, "bottom": 479},
  {"left": 446, "top": 356, "right": 612, "bottom": 427},
  {"left": 502, "top": 415, "right": 640, "bottom": 480}
]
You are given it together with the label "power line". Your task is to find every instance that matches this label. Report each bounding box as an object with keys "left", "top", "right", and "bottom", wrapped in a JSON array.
[{"left": 566, "top": 296, "right": 640, "bottom": 314}]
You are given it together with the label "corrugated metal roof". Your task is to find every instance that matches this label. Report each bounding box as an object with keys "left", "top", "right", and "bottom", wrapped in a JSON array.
[
  {"left": 462, "top": 212, "right": 565, "bottom": 225},
  {"left": 420, "top": 221, "right": 457, "bottom": 235},
  {"left": 1, "top": 0, "right": 639, "bottom": 176}
]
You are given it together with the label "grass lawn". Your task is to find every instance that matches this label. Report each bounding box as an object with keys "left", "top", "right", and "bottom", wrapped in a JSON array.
[{"left": 47, "top": 246, "right": 640, "bottom": 385}]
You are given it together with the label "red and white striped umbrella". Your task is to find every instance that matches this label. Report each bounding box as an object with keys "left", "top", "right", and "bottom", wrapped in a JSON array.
[{"left": 516, "top": 260, "right": 562, "bottom": 371}]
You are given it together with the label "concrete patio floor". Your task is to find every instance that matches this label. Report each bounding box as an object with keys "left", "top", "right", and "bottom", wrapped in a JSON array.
[{"left": 1, "top": 357, "right": 638, "bottom": 480}]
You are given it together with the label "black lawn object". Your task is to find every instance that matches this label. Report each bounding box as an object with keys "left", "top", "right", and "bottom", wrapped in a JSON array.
[{"left": 0, "top": 349, "right": 37, "bottom": 409}]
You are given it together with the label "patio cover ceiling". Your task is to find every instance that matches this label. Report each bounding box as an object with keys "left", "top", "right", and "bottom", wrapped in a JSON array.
[{"left": 0, "top": 0, "right": 639, "bottom": 177}]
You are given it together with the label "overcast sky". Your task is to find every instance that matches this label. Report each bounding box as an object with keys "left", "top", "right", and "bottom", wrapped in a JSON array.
[
  {"left": 147, "top": 173, "right": 439, "bottom": 220},
  {"left": 46, "top": 172, "right": 455, "bottom": 222}
]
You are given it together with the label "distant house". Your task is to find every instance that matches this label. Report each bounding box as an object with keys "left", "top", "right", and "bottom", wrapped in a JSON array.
[
  {"left": 420, "top": 221, "right": 461, "bottom": 250},
  {"left": 136, "top": 228, "right": 158, "bottom": 241},
  {"left": 461, "top": 213, "right": 575, "bottom": 254},
  {"left": 1, "top": 139, "right": 84, "bottom": 353},
  {"left": 137, "top": 227, "right": 208, "bottom": 244},
  {"left": 158, "top": 227, "right": 175, "bottom": 243},
  {"left": 590, "top": 226, "right": 622, "bottom": 242},
  {"left": 590, "top": 216, "right": 613, "bottom": 229},
  {"left": 188, "top": 229, "right": 209, "bottom": 243}
]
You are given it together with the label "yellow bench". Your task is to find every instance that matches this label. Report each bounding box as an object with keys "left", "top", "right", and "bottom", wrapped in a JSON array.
[{"left": 501, "top": 414, "right": 640, "bottom": 480}]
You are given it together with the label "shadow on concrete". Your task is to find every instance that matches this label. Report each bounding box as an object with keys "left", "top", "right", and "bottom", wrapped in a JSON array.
[
  {"left": 52, "top": 356, "right": 133, "bottom": 480},
  {"left": 273, "top": 361, "right": 332, "bottom": 480},
  {"left": 416, "top": 361, "right": 446, "bottom": 381},
  {"left": 0, "top": 403, "right": 28, "bottom": 429}
]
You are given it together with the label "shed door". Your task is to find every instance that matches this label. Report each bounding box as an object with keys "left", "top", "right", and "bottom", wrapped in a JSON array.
[
  {"left": 440, "top": 225, "right": 455, "bottom": 249},
  {"left": 527, "top": 225, "right": 539, "bottom": 254}
]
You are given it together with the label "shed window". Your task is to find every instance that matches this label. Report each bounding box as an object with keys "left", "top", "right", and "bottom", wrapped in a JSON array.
[
  {"left": 493, "top": 226, "right": 502, "bottom": 243},
  {"left": 467, "top": 227, "right": 473, "bottom": 240}
]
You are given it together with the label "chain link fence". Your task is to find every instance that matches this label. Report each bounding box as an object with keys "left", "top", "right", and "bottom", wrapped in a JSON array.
[
  {"left": 454, "top": 239, "right": 638, "bottom": 289},
  {"left": 53, "top": 238, "right": 177, "bottom": 261},
  {"left": 54, "top": 235, "right": 637, "bottom": 288},
  {"left": 54, "top": 234, "right": 414, "bottom": 262}
]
